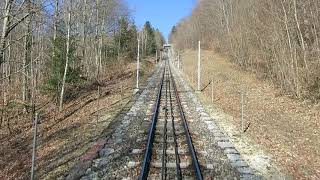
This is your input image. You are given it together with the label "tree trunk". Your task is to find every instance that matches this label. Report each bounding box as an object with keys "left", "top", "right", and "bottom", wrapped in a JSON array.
[
  {"left": 0, "top": 0, "right": 14, "bottom": 65},
  {"left": 82, "top": 0, "right": 87, "bottom": 75},
  {"left": 23, "top": 0, "right": 33, "bottom": 112},
  {"left": 59, "top": 1, "right": 72, "bottom": 111},
  {"left": 281, "top": 0, "right": 299, "bottom": 97},
  {"left": 95, "top": 0, "right": 100, "bottom": 78},
  {"left": 53, "top": 0, "right": 58, "bottom": 41},
  {"left": 293, "top": 0, "right": 309, "bottom": 79},
  {"left": 99, "top": 11, "right": 105, "bottom": 76}
]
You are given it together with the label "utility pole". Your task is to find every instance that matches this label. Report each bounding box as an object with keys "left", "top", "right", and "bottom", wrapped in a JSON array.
[
  {"left": 156, "top": 50, "right": 157, "bottom": 63},
  {"left": 197, "top": 41, "right": 201, "bottom": 91},
  {"left": 30, "top": 112, "right": 38, "bottom": 180},
  {"left": 177, "top": 51, "right": 180, "bottom": 69},
  {"left": 241, "top": 89, "right": 245, "bottom": 137},
  {"left": 135, "top": 39, "right": 140, "bottom": 91}
]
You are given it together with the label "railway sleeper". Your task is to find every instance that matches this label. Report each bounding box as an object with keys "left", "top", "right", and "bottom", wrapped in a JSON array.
[
  {"left": 156, "top": 124, "right": 183, "bottom": 131},
  {"left": 131, "top": 148, "right": 208, "bottom": 156},
  {"left": 143, "top": 117, "right": 181, "bottom": 122},
  {"left": 147, "top": 175, "right": 195, "bottom": 180},
  {"left": 151, "top": 161, "right": 216, "bottom": 170},
  {"left": 151, "top": 161, "right": 191, "bottom": 169},
  {"left": 158, "top": 117, "right": 180, "bottom": 121},
  {"left": 127, "top": 160, "right": 216, "bottom": 171},
  {"left": 155, "top": 130, "right": 185, "bottom": 135}
]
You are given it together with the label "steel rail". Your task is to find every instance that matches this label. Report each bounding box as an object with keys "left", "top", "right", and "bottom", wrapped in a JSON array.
[
  {"left": 161, "top": 70, "right": 168, "bottom": 180},
  {"left": 139, "top": 63, "right": 166, "bottom": 180},
  {"left": 168, "top": 75, "right": 183, "bottom": 179},
  {"left": 169, "top": 63, "right": 203, "bottom": 180}
]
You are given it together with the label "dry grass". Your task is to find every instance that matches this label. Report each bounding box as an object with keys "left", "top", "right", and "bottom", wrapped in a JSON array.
[
  {"left": 179, "top": 50, "right": 320, "bottom": 179},
  {"left": 0, "top": 58, "right": 155, "bottom": 179}
]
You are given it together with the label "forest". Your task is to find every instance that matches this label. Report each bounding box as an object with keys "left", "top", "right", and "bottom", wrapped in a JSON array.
[
  {"left": 170, "top": 0, "right": 320, "bottom": 101},
  {"left": 0, "top": 0, "right": 164, "bottom": 135},
  {"left": 0, "top": 1, "right": 165, "bottom": 178}
]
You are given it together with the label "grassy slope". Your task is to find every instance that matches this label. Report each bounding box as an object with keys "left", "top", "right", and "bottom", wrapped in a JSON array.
[
  {"left": 0, "top": 58, "right": 155, "bottom": 179},
  {"left": 179, "top": 50, "right": 320, "bottom": 179}
]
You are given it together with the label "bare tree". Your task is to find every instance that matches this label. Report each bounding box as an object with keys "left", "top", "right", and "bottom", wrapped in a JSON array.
[
  {"left": 0, "top": 0, "right": 14, "bottom": 65},
  {"left": 59, "top": 0, "right": 72, "bottom": 111},
  {"left": 22, "top": 0, "right": 33, "bottom": 112},
  {"left": 170, "top": 0, "right": 320, "bottom": 99}
]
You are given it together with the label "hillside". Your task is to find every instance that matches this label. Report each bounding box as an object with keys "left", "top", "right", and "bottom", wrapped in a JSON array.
[
  {"left": 178, "top": 49, "right": 320, "bottom": 179},
  {"left": 0, "top": 59, "right": 155, "bottom": 179},
  {"left": 170, "top": 0, "right": 320, "bottom": 101}
]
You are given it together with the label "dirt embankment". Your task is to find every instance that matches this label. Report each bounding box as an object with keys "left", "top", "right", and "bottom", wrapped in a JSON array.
[
  {"left": 179, "top": 50, "right": 320, "bottom": 179},
  {"left": 0, "top": 58, "right": 155, "bottom": 179}
]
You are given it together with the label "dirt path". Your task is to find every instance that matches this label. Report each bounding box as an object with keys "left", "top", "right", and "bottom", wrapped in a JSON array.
[{"left": 178, "top": 50, "right": 320, "bottom": 179}]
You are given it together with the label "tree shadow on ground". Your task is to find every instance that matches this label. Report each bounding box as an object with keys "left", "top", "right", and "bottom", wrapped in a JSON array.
[{"left": 36, "top": 88, "right": 143, "bottom": 179}]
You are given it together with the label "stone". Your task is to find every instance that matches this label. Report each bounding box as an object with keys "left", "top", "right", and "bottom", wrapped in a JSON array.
[
  {"left": 201, "top": 116, "right": 212, "bottom": 121},
  {"left": 204, "top": 120, "right": 212, "bottom": 124},
  {"left": 217, "top": 142, "right": 234, "bottom": 149},
  {"left": 200, "top": 112, "right": 208, "bottom": 117},
  {"left": 127, "top": 161, "right": 139, "bottom": 168},
  {"left": 214, "top": 132, "right": 225, "bottom": 137},
  {"left": 88, "top": 172, "right": 99, "bottom": 180},
  {"left": 224, "top": 148, "right": 239, "bottom": 154},
  {"left": 207, "top": 124, "right": 219, "bottom": 131},
  {"left": 115, "top": 137, "right": 122, "bottom": 144},
  {"left": 231, "top": 160, "right": 249, "bottom": 168},
  {"left": 85, "top": 168, "right": 92, "bottom": 174},
  {"left": 99, "top": 148, "right": 114, "bottom": 157},
  {"left": 240, "top": 174, "right": 261, "bottom": 180},
  {"left": 206, "top": 164, "right": 214, "bottom": 169},
  {"left": 122, "top": 120, "right": 130, "bottom": 125},
  {"left": 226, "top": 153, "right": 241, "bottom": 162},
  {"left": 215, "top": 136, "right": 229, "bottom": 142},
  {"left": 96, "top": 158, "right": 109, "bottom": 168},
  {"left": 132, "top": 149, "right": 143, "bottom": 154},
  {"left": 237, "top": 166, "right": 254, "bottom": 174},
  {"left": 80, "top": 175, "right": 91, "bottom": 180}
]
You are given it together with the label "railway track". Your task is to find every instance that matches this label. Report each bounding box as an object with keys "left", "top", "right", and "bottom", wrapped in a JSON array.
[
  {"left": 76, "top": 57, "right": 256, "bottom": 179},
  {"left": 136, "top": 60, "right": 203, "bottom": 179}
]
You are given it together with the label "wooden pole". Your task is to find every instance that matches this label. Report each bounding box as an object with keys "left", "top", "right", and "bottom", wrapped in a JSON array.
[
  {"left": 177, "top": 51, "right": 180, "bottom": 69},
  {"left": 211, "top": 77, "right": 214, "bottom": 103},
  {"left": 96, "top": 86, "right": 100, "bottom": 124},
  {"left": 31, "top": 112, "right": 38, "bottom": 180},
  {"left": 241, "top": 90, "right": 244, "bottom": 136},
  {"left": 197, "top": 41, "right": 201, "bottom": 91},
  {"left": 156, "top": 50, "right": 157, "bottom": 63},
  {"left": 136, "top": 39, "right": 140, "bottom": 90}
]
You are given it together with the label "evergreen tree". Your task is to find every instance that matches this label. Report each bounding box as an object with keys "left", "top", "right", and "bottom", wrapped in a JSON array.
[
  {"left": 46, "top": 34, "right": 81, "bottom": 92},
  {"left": 114, "top": 17, "right": 138, "bottom": 60},
  {"left": 143, "top": 21, "right": 157, "bottom": 56},
  {"left": 155, "top": 28, "right": 166, "bottom": 49},
  {"left": 169, "top": 26, "right": 176, "bottom": 43},
  {"left": 141, "top": 21, "right": 165, "bottom": 57},
  {"left": 127, "top": 24, "right": 138, "bottom": 59}
]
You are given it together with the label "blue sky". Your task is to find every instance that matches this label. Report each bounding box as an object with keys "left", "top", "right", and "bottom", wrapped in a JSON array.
[{"left": 126, "top": 0, "right": 196, "bottom": 41}]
